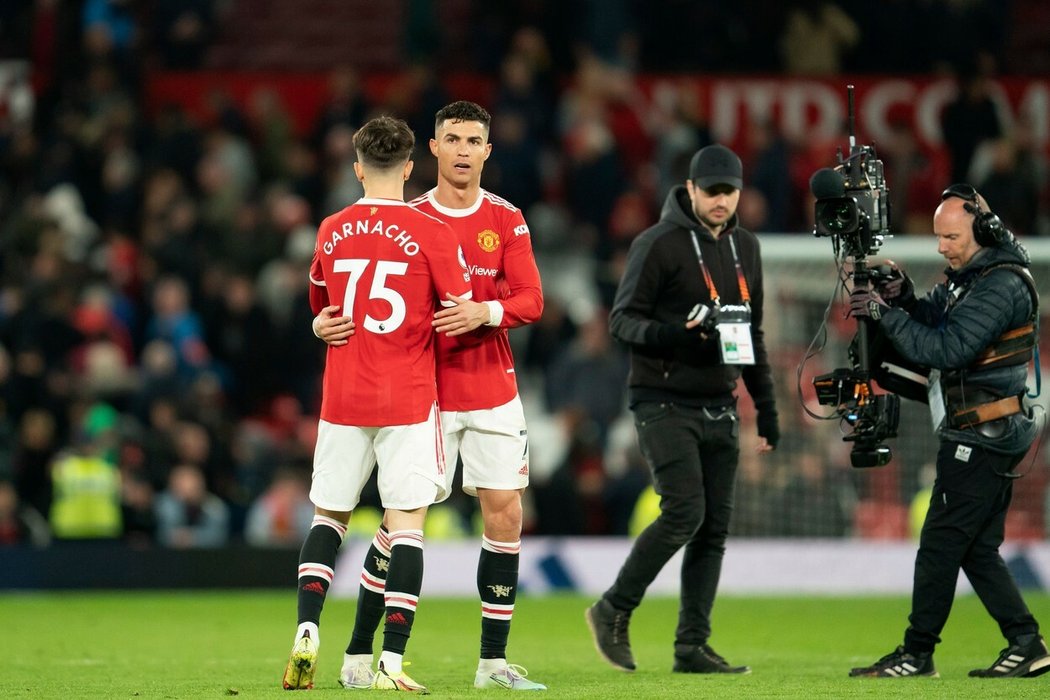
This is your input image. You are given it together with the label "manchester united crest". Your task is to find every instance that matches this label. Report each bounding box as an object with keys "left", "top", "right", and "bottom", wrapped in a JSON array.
[{"left": 477, "top": 229, "right": 500, "bottom": 253}]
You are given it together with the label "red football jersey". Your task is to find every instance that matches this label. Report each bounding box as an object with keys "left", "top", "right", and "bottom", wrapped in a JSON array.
[
  {"left": 310, "top": 198, "right": 472, "bottom": 425},
  {"left": 411, "top": 189, "right": 544, "bottom": 411}
]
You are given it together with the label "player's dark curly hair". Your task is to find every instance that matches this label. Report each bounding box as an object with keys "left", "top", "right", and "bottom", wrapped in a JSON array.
[
  {"left": 352, "top": 116, "right": 415, "bottom": 169},
  {"left": 434, "top": 101, "right": 491, "bottom": 133}
]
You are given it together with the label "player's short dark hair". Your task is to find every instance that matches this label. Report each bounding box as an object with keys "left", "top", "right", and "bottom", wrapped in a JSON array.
[
  {"left": 434, "top": 101, "right": 491, "bottom": 133},
  {"left": 352, "top": 116, "right": 415, "bottom": 169}
]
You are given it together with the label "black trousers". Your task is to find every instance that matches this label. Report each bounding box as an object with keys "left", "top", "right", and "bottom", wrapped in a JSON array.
[
  {"left": 604, "top": 400, "right": 739, "bottom": 647},
  {"left": 904, "top": 439, "right": 1040, "bottom": 653}
]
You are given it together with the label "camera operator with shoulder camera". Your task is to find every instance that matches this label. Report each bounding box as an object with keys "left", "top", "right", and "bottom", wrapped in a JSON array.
[
  {"left": 586, "top": 144, "right": 779, "bottom": 675},
  {"left": 848, "top": 184, "right": 1048, "bottom": 679}
]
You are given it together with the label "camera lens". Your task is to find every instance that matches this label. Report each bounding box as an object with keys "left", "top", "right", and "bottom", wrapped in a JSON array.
[
  {"left": 815, "top": 198, "right": 859, "bottom": 237},
  {"left": 826, "top": 203, "right": 853, "bottom": 231}
]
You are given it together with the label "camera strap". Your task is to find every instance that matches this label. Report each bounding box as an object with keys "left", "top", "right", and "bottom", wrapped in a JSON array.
[
  {"left": 688, "top": 229, "right": 753, "bottom": 306},
  {"left": 689, "top": 230, "right": 755, "bottom": 365},
  {"left": 688, "top": 230, "right": 721, "bottom": 306}
]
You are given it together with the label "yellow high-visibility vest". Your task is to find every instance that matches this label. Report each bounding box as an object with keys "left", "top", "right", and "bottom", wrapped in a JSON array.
[{"left": 49, "top": 454, "right": 122, "bottom": 538}]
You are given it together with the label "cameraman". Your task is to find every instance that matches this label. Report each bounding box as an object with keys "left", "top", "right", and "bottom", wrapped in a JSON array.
[
  {"left": 586, "top": 144, "right": 779, "bottom": 674},
  {"left": 849, "top": 184, "right": 1048, "bottom": 678}
]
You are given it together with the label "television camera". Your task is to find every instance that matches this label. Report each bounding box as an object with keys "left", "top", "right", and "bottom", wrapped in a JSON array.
[{"left": 807, "top": 85, "right": 901, "bottom": 468}]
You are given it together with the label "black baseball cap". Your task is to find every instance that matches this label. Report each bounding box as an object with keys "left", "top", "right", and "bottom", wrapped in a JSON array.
[{"left": 689, "top": 144, "right": 743, "bottom": 190}]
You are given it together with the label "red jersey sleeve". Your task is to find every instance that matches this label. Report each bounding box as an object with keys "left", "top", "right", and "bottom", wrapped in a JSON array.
[
  {"left": 496, "top": 208, "right": 544, "bottom": 327},
  {"left": 308, "top": 251, "right": 329, "bottom": 314},
  {"left": 427, "top": 223, "right": 474, "bottom": 309}
]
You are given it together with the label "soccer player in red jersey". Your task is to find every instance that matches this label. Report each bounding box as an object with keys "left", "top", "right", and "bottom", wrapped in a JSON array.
[
  {"left": 283, "top": 116, "right": 472, "bottom": 693},
  {"left": 316, "top": 102, "right": 547, "bottom": 691}
]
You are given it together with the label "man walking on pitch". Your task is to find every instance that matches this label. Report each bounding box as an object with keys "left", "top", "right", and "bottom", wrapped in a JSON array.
[
  {"left": 283, "top": 116, "right": 472, "bottom": 692},
  {"left": 848, "top": 184, "right": 1048, "bottom": 679},
  {"left": 585, "top": 144, "right": 778, "bottom": 675},
  {"left": 315, "top": 101, "right": 546, "bottom": 691}
]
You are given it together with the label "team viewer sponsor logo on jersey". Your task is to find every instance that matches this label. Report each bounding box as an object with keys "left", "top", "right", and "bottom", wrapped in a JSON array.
[
  {"left": 477, "top": 229, "right": 500, "bottom": 252},
  {"left": 470, "top": 265, "right": 498, "bottom": 277}
]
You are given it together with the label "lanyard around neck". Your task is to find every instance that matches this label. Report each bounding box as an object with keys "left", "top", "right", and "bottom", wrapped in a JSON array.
[{"left": 688, "top": 230, "right": 751, "bottom": 304}]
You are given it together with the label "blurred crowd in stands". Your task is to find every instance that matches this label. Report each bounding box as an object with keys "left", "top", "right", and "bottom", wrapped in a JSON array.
[{"left": 1, "top": 0, "right": 1049, "bottom": 548}]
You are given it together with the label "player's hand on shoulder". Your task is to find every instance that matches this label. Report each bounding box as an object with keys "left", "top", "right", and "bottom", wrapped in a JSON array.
[{"left": 313, "top": 305, "right": 355, "bottom": 345}]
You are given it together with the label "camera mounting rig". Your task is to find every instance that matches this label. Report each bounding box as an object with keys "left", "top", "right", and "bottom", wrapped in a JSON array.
[{"left": 805, "top": 85, "right": 900, "bottom": 468}]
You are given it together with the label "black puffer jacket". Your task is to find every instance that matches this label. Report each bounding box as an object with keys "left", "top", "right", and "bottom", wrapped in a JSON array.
[
  {"left": 608, "top": 186, "right": 777, "bottom": 438},
  {"left": 880, "top": 237, "right": 1038, "bottom": 454}
]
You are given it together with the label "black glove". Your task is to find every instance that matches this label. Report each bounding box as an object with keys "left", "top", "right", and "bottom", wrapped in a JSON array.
[
  {"left": 875, "top": 261, "right": 914, "bottom": 307},
  {"left": 849, "top": 286, "right": 890, "bottom": 321},
  {"left": 653, "top": 321, "right": 708, "bottom": 347},
  {"left": 756, "top": 404, "right": 780, "bottom": 449}
]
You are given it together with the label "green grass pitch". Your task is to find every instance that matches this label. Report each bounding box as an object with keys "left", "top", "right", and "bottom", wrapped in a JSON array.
[{"left": 2, "top": 591, "right": 1049, "bottom": 698}]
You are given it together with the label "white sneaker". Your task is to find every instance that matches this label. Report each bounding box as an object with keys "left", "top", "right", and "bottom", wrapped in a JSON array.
[
  {"left": 474, "top": 663, "right": 547, "bottom": 690},
  {"left": 339, "top": 655, "right": 376, "bottom": 689}
]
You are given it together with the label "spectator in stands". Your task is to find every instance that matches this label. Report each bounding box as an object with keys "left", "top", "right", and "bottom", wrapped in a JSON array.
[
  {"left": 559, "top": 63, "right": 630, "bottom": 255},
  {"left": 81, "top": 0, "right": 140, "bottom": 84},
  {"left": 880, "top": 106, "right": 949, "bottom": 234},
  {"left": 152, "top": 0, "right": 214, "bottom": 70},
  {"left": 941, "top": 67, "right": 1004, "bottom": 185},
  {"left": 11, "top": 408, "right": 60, "bottom": 518},
  {"left": 848, "top": 184, "right": 1047, "bottom": 678},
  {"left": 650, "top": 81, "right": 712, "bottom": 207},
  {"left": 485, "top": 109, "right": 543, "bottom": 215},
  {"left": 0, "top": 478, "right": 50, "bottom": 546},
  {"left": 973, "top": 137, "right": 1041, "bottom": 237},
  {"left": 145, "top": 275, "right": 210, "bottom": 379},
  {"left": 586, "top": 144, "right": 779, "bottom": 675},
  {"left": 48, "top": 411, "right": 123, "bottom": 541},
  {"left": 120, "top": 472, "right": 156, "bottom": 545},
  {"left": 154, "top": 462, "right": 229, "bottom": 548},
  {"left": 311, "top": 65, "right": 372, "bottom": 151},
  {"left": 779, "top": 0, "right": 859, "bottom": 76},
  {"left": 545, "top": 312, "right": 628, "bottom": 450},
  {"left": 743, "top": 119, "right": 792, "bottom": 233},
  {"left": 202, "top": 270, "right": 277, "bottom": 415},
  {"left": 243, "top": 466, "right": 313, "bottom": 547}
]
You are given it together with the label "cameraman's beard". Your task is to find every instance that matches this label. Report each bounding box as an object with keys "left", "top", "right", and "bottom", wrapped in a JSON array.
[{"left": 697, "top": 210, "right": 731, "bottom": 235}]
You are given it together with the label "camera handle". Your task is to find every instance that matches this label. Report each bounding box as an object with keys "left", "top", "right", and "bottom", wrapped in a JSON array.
[{"left": 851, "top": 260, "right": 873, "bottom": 377}]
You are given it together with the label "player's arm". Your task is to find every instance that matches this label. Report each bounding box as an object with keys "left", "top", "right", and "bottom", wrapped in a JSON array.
[
  {"left": 309, "top": 245, "right": 355, "bottom": 345},
  {"left": 433, "top": 211, "right": 542, "bottom": 337},
  {"left": 486, "top": 211, "right": 543, "bottom": 328},
  {"left": 429, "top": 226, "right": 474, "bottom": 319}
]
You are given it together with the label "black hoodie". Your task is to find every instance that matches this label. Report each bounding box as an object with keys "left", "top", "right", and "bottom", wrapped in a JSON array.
[{"left": 609, "top": 185, "right": 778, "bottom": 440}]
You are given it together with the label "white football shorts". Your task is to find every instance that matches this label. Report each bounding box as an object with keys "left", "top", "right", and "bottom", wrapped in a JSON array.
[
  {"left": 310, "top": 403, "right": 447, "bottom": 512},
  {"left": 439, "top": 394, "right": 529, "bottom": 499}
]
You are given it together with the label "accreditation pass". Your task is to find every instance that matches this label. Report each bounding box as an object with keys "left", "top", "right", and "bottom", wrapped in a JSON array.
[{"left": 717, "top": 322, "right": 755, "bottom": 365}]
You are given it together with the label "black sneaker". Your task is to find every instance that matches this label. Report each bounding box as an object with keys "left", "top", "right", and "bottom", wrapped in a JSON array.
[
  {"left": 849, "top": 646, "right": 938, "bottom": 678},
  {"left": 585, "top": 599, "right": 635, "bottom": 671},
  {"left": 969, "top": 636, "right": 1050, "bottom": 678},
  {"left": 673, "top": 643, "right": 751, "bottom": 674}
]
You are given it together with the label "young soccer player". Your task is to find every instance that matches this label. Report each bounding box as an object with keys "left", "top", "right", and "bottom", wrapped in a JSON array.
[{"left": 283, "top": 115, "right": 472, "bottom": 693}]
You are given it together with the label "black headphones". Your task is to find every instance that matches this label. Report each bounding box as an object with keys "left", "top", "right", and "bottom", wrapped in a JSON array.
[{"left": 940, "top": 183, "right": 1009, "bottom": 247}]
